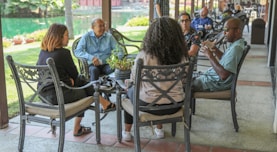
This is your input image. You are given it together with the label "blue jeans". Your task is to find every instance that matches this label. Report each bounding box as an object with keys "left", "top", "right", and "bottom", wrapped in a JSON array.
[{"left": 89, "top": 64, "right": 114, "bottom": 81}]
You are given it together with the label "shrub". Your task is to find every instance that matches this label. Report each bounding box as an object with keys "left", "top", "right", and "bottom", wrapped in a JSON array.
[
  {"left": 3, "top": 38, "right": 12, "bottom": 48},
  {"left": 31, "top": 29, "right": 47, "bottom": 41},
  {"left": 125, "top": 16, "right": 149, "bottom": 27}
]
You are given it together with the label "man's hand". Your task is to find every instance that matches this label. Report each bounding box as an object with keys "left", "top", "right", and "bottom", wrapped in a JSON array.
[
  {"left": 200, "top": 45, "right": 213, "bottom": 59},
  {"left": 92, "top": 57, "right": 100, "bottom": 66},
  {"left": 202, "top": 40, "right": 216, "bottom": 51}
]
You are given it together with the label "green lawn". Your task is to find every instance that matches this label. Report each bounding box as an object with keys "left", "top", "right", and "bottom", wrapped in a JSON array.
[{"left": 4, "top": 28, "right": 147, "bottom": 118}]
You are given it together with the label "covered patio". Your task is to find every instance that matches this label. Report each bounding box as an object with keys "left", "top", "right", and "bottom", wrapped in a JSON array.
[{"left": 0, "top": 0, "right": 277, "bottom": 151}]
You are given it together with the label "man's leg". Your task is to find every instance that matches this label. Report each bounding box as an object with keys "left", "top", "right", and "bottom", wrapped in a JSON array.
[
  {"left": 101, "top": 64, "right": 114, "bottom": 75},
  {"left": 192, "top": 77, "right": 206, "bottom": 92},
  {"left": 89, "top": 65, "right": 100, "bottom": 81}
]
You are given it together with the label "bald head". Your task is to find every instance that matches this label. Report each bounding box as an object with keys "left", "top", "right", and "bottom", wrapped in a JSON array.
[
  {"left": 200, "top": 7, "right": 209, "bottom": 18},
  {"left": 225, "top": 18, "right": 243, "bottom": 32},
  {"left": 224, "top": 17, "right": 243, "bottom": 42}
]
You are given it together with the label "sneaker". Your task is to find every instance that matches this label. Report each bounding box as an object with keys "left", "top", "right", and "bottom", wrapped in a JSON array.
[
  {"left": 122, "top": 131, "right": 132, "bottom": 142},
  {"left": 154, "top": 128, "right": 164, "bottom": 139}
]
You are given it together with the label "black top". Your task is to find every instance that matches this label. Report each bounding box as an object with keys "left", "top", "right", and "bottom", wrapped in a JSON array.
[{"left": 37, "top": 48, "right": 78, "bottom": 86}]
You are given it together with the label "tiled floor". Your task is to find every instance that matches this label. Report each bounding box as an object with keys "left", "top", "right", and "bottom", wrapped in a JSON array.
[{"left": 1, "top": 89, "right": 268, "bottom": 152}]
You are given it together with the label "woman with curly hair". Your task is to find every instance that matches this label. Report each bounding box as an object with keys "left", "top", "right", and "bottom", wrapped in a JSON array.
[{"left": 122, "top": 17, "right": 189, "bottom": 141}]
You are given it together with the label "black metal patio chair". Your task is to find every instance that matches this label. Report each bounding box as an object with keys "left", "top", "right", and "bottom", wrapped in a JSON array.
[
  {"left": 6, "top": 55, "right": 101, "bottom": 152},
  {"left": 117, "top": 58, "right": 195, "bottom": 152},
  {"left": 190, "top": 44, "right": 250, "bottom": 132}
]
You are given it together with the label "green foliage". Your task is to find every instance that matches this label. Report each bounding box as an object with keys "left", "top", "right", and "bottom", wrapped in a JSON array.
[
  {"left": 106, "top": 45, "right": 133, "bottom": 70},
  {"left": 3, "top": 39, "right": 12, "bottom": 48},
  {"left": 125, "top": 16, "right": 149, "bottom": 27},
  {"left": 30, "top": 29, "right": 47, "bottom": 41},
  {"left": 3, "top": 0, "right": 66, "bottom": 16}
]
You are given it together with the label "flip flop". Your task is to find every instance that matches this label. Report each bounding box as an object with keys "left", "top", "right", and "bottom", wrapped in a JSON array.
[
  {"left": 74, "top": 125, "right": 92, "bottom": 137},
  {"left": 101, "top": 103, "right": 116, "bottom": 113}
]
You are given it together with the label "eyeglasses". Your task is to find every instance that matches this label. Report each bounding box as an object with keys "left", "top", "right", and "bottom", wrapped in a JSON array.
[
  {"left": 223, "top": 27, "right": 238, "bottom": 32},
  {"left": 180, "top": 19, "right": 191, "bottom": 23}
]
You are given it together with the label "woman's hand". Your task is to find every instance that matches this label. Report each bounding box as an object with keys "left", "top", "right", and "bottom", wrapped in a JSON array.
[{"left": 70, "top": 78, "right": 74, "bottom": 86}]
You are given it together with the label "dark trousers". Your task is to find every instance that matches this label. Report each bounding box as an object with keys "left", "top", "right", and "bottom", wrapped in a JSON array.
[
  {"left": 40, "top": 75, "right": 94, "bottom": 117},
  {"left": 89, "top": 64, "right": 114, "bottom": 81}
]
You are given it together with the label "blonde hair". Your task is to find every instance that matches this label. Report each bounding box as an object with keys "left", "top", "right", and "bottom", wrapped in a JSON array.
[
  {"left": 41, "top": 23, "right": 67, "bottom": 52},
  {"left": 235, "top": 5, "right": 242, "bottom": 11}
]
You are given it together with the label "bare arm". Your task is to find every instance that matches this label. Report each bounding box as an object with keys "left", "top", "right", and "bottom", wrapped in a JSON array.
[
  {"left": 202, "top": 46, "right": 231, "bottom": 80},
  {"left": 155, "top": 4, "right": 162, "bottom": 17},
  {"left": 188, "top": 44, "right": 200, "bottom": 56}
]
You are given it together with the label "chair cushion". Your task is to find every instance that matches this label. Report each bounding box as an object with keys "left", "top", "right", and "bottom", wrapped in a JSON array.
[
  {"left": 121, "top": 98, "right": 183, "bottom": 122},
  {"left": 26, "top": 96, "right": 94, "bottom": 119},
  {"left": 193, "top": 90, "right": 231, "bottom": 99}
]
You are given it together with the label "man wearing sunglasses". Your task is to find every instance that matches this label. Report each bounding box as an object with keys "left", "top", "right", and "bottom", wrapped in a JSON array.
[{"left": 192, "top": 18, "right": 245, "bottom": 92}]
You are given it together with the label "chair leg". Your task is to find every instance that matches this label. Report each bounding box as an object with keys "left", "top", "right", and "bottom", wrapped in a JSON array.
[
  {"left": 18, "top": 117, "right": 26, "bottom": 152},
  {"left": 184, "top": 125, "right": 191, "bottom": 152},
  {"left": 231, "top": 97, "right": 239, "bottom": 132},
  {"left": 191, "top": 98, "right": 196, "bottom": 115},
  {"left": 134, "top": 125, "right": 141, "bottom": 152},
  {"left": 116, "top": 91, "right": 122, "bottom": 143},
  {"left": 58, "top": 121, "right": 65, "bottom": 152},
  {"left": 171, "top": 122, "right": 176, "bottom": 137}
]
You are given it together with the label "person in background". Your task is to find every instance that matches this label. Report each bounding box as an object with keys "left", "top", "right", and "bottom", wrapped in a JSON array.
[
  {"left": 122, "top": 17, "right": 189, "bottom": 141},
  {"left": 37, "top": 23, "right": 115, "bottom": 136},
  {"left": 233, "top": 4, "right": 246, "bottom": 17},
  {"left": 74, "top": 18, "right": 119, "bottom": 81},
  {"left": 179, "top": 12, "right": 201, "bottom": 57},
  {"left": 191, "top": 6, "right": 213, "bottom": 38},
  {"left": 153, "top": 0, "right": 170, "bottom": 19},
  {"left": 192, "top": 18, "right": 245, "bottom": 92}
]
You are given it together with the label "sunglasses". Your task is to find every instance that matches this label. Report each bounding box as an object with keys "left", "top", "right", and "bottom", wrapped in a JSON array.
[{"left": 223, "top": 27, "right": 238, "bottom": 32}]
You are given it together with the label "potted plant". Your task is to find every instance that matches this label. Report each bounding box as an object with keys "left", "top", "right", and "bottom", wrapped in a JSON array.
[{"left": 106, "top": 46, "right": 134, "bottom": 80}]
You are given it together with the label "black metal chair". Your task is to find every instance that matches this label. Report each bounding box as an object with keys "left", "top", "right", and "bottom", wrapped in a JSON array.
[
  {"left": 117, "top": 58, "right": 195, "bottom": 152},
  {"left": 6, "top": 55, "right": 101, "bottom": 152},
  {"left": 71, "top": 37, "right": 90, "bottom": 80},
  {"left": 109, "top": 28, "right": 142, "bottom": 59},
  {"left": 190, "top": 45, "right": 251, "bottom": 132}
]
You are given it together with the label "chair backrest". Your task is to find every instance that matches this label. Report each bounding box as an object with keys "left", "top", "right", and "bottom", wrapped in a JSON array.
[
  {"left": 72, "top": 37, "right": 90, "bottom": 80},
  {"left": 231, "top": 44, "right": 250, "bottom": 91},
  {"left": 133, "top": 58, "right": 194, "bottom": 116},
  {"left": 109, "top": 28, "right": 142, "bottom": 58},
  {"left": 6, "top": 55, "right": 65, "bottom": 112}
]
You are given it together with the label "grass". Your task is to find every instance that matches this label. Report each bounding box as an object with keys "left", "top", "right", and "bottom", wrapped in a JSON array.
[{"left": 4, "top": 28, "right": 147, "bottom": 118}]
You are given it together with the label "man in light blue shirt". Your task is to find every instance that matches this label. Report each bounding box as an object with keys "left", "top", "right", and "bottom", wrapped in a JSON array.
[
  {"left": 193, "top": 18, "right": 245, "bottom": 91},
  {"left": 74, "top": 18, "right": 118, "bottom": 81}
]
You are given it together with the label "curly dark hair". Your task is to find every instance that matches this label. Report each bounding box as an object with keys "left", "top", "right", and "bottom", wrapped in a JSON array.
[{"left": 142, "top": 17, "right": 188, "bottom": 65}]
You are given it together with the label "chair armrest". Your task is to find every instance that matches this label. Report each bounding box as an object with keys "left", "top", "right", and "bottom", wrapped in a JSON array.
[
  {"left": 60, "top": 80, "right": 100, "bottom": 90},
  {"left": 115, "top": 79, "right": 133, "bottom": 90}
]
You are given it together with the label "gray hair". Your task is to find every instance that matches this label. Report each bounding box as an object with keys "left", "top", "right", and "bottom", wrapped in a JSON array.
[{"left": 91, "top": 18, "right": 102, "bottom": 27}]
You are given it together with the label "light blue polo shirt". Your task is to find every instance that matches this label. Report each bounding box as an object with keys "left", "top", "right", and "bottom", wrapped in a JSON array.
[{"left": 199, "top": 38, "right": 245, "bottom": 91}]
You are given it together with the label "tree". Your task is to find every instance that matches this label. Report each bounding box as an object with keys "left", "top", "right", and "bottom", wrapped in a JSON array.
[{"left": 64, "top": 0, "right": 74, "bottom": 39}]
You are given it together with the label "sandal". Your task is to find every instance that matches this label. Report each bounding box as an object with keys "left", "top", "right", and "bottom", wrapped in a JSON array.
[
  {"left": 74, "top": 125, "right": 92, "bottom": 136},
  {"left": 101, "top": 103, "right": 116, "bottom": 113}
]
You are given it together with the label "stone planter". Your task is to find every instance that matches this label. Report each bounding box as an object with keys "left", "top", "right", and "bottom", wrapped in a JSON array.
[
  {"left": 25, "top": 38, "right": 35, "bottom": 43},
  {"left": 12, "top": 39, "right": 23, "bottom": 45},
  {"left": 114, "top": 69, "right": 131, "bottom": 80}
]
